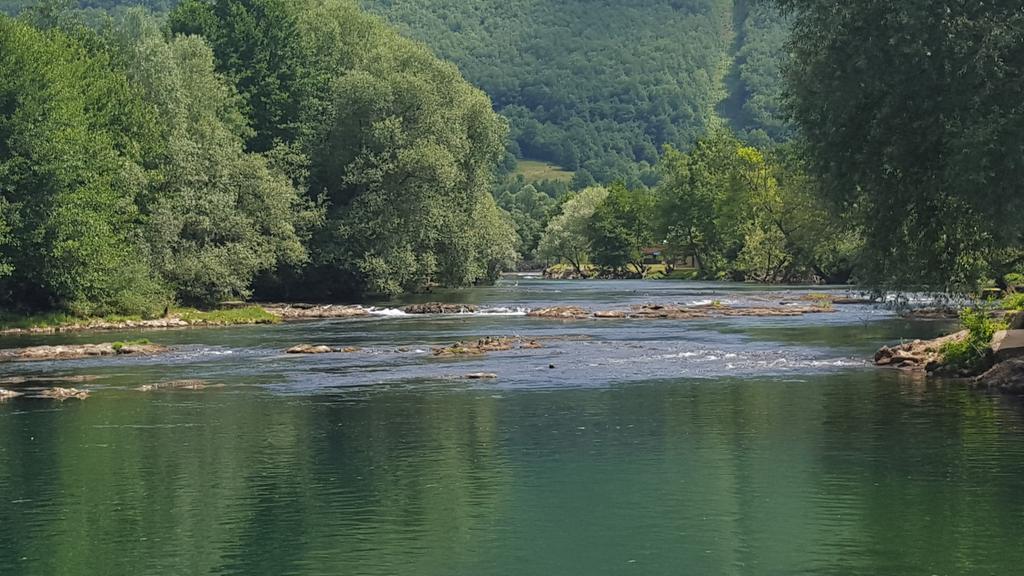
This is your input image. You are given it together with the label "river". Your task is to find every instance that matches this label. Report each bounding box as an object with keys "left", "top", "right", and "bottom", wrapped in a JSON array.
[{"left": 1, "top": 277, "right": 1023, "bottom": 575}]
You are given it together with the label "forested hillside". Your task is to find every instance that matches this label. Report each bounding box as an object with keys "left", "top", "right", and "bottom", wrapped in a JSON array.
[
  {"left": 3, "top": 0, "right": 791, "bottom": 182},
  {"left": 364, "top": 0, "right": 788, "bottom": 181}
]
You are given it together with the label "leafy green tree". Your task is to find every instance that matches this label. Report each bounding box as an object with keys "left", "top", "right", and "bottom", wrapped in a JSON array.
[
  {"left": 778, "top": 0, "right": 1024, "bottom": 291},
  {"left": 169, "top": 0, "right": 309, "bottom": 152},
  {"left": 297, "top": 0, "right": 512, "bottom": 297},
  {"left": 107, "top": 10, "right": 310, "bottom": 305},
  {"left": 656, "top": 130, "right": 749, "bottom": 279},
  {"left": 0, "top": 15, "right": 165, "bottom": 315},
  {"left": 537, "top": 186, "right": 608, "bottom": 276},
  {"left": 588, "top": 184, "right": 655, "bottom": 276}
]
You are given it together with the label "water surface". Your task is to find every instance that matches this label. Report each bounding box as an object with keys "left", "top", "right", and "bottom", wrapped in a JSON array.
[{"left": 2, "top": 278, "right": 1022, "bottom": 576}]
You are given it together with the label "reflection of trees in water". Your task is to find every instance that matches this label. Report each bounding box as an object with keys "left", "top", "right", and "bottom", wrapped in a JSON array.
[
  {"left": 0, "top": 392, "right": 508, "bottom": 575},
  {"left": 814, "top": 373, "right": 1024, "bottom": 575}
]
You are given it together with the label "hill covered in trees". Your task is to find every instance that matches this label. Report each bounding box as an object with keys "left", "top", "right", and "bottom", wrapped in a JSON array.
[
  {"left": 363, "top": 0, "right": 790, "bottom": 181},
  {"left": 2, "top": 0, "right": 791, "bottom": 183}
]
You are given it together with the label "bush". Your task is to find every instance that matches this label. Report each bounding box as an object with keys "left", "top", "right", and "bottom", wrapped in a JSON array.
[
  {"left": 941, "top": 307, "right": 1006, "bottom": 375},
  {"left": 1003, "top": 293, "right": 1024, "bottom": 312}
]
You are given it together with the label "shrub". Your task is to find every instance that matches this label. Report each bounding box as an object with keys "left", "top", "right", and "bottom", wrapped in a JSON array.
[
  {"left": 1003, "top": 293, "right": 1024, "bottom": 312},
  {"left": 941, "top": 307, "right": 1006, "bottom": 375}
]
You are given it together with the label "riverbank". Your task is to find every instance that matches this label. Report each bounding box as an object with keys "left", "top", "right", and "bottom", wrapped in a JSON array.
[
  {"left": 0, "top": 305, "right": 283, "bottom": 335},
  {"left": 875, "top": 308, "right": 1024, "bottom": 393}
]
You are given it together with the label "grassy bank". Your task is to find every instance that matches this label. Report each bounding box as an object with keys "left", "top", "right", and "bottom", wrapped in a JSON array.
[{"left": 0, "top": 305, "right": 280, "bottom": 332}]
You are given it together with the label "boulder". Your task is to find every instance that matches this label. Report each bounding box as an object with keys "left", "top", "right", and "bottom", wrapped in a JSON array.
[
  {"left": 403, "top": 303, "right": 478, "bottom": 314},
  {"left": 464, "top": 373, "right": 498, "bottom": 380},
  {"left": 1006, "top": 311, "right": 1024, "bottom": 331},
  {"left": 39, "top": 387, "right": 89, "bottom": 401},
  {"left": 286, "top": 344, "right": 335, "bottom": 354},
  {"left": 874, "top": 331, "right": 969, "bottom": 371},
  {"left": 527, "top": 306, "right": 591, "bottom": 319},
  {"left": 0, "top": 388, "right": 23, "bottom": 400},
  {"left": 433, "top": 337, "right": 542, "bottom": 357},
  {"left": 974, "top": 360, "right": 1024, "bottom": 394},
  {"left": 0, "top": 343, "right": 167, "bottom": 363},
  {"left": 137, "top": 379, "right": 211, "bottom": 392},
  {"left": 263, "top": 304, "right": 368, "bottom": 319},
  {"left": 991, "top": 330, "right": 1024, "bottom": 363}
]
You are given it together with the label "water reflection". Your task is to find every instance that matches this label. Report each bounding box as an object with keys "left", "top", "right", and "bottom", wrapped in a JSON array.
[{"left": 2, "top": 372, "right": 1024, "bottom": 576}]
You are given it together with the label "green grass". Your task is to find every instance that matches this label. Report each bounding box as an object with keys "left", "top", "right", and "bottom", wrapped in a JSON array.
[
  {"left": 941, "top": 307, "right": 1007, "bottom": 375},
  {"left": 0, "top": 311, "right": 143, "bottom": 330},
  {"left": 111, "top": 339, "right": 151, "bottom": 352},
  {"left": 173, "top": 306, "right": 280, "bottom": 325},
  {"left": 514, "top": 159, "right": 575, "bottom": 183},
  {"left": 1, "top": 305, "right": 279, "bottom": 330}
]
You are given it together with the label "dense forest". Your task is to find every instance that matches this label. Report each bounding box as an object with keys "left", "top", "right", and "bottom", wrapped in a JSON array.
[
  {"left": 1, "top": 0, "right": 1021, "bottom": 319},
  {"left": 363, "top": 0, "right": 791, "bottom": 181},
  {"left": 0, "top": 0, "right": 516, "bottom": 316},
  {"left": 2, "top": 0, "right": 792, "bottom": 182}
]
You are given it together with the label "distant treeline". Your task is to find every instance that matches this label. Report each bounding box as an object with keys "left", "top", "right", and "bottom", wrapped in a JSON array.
[{"left": 0, "top": 0, "right": 517, "bottom": 316}]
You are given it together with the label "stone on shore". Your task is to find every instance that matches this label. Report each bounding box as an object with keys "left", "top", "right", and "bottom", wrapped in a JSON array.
[
  {"left": 1006, "top": 311, "right": 1024, "bottom": 331},
  {"left": 874, "top": 331, "right": 969, "bottom": 371},
  {"left": 0, "top": 343, "right": 167, "bottom": 363},
  {"left": 403, "top": 303, "right": 479, "bottom": 314},
  {"left": 991, "top": 330, "right": 1024, "bottom": 363},
  {"left": 974, "top": 360, "right": 1024, "bottom": 394}
]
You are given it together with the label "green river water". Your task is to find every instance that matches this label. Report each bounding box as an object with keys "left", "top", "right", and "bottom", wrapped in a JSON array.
[{"left": 1, "top": 278, "right": 1023, "bottom": 575}]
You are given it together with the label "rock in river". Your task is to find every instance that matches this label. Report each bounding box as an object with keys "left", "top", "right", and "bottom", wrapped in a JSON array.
[
  {"left": 403, "top": 303, "right": 479, "bottom": 314},
  {"left": 137, "top": 380, "right": 213, "bottom": 392},
  {"left": 433, "top": 337, "right": 542, "bottom": 357},
  {"left": 0, "top": 343, "right": 167, "bottom": 363},
  {"left": 464, "top": 373, "right": 498, "bottom": 380},
  {"left": 527, "top": 306, "right": 591, "bottom": 320},
  {"left": 0, "top": 388, "right": 23, "bottom": 400},
  {"left": 39, "top": 387, "right": 89, "bottom": 401}
]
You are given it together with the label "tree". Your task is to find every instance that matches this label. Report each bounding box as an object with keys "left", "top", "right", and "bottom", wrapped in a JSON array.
[
  {"left": 169, "top": 0, "right": 309, "bottom": 153},
  {"left": 588, "top": 183, "right": 655, "bottom": 276},
  {"left": 655, "top": 130, "right": 748, "bottom": 279},
  {"left": 777, "top": 0, "right": 1024, "bottom": 291},
  {"left": 106, "top": 10, "right": 310, "bottom": 305},
  {"left": 0, "top": 16, "right": 165, "bottom": 315},
  {"left": 537, "top": 186, "right": 609, "bottom": 276}
]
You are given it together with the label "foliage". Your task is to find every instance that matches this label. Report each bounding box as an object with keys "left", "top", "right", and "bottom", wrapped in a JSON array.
[
  {"left": 941, "top": 307, "right": 1006, "bottom": 376},
  {"left": 587, "top": 184, "right": 655, "bottom": 275},
  {"left": 656, "top": 128, "right": 860, "bottom": 283},
  {"left": 276, "top": 0, "right": 513, "bottom": 297},
  {"left": 777, "top": 0, "right": 1024, "bottom": 293},
  {"left": 107, "top": 10, "right": 310, "bottom": 306},
  {"left": 537, "top": 187, "right": 609, "bottom": 276},
  {"left": 173, "top": 305, "right": 280, "bottom": 324},
  {"left": 1003, "top": 293, "right": 1024, "bottom": 313},
  {"left": 364, "top": 0, "right": 755, "bottom": 181},
  {"left": 495, "top": 183, "right": 558, "bottom": 262},
  {"left": 0, "top": 16, "right": 167, "bottom": 316}
]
